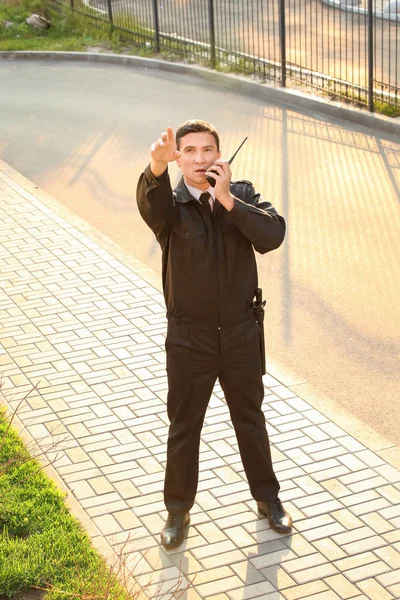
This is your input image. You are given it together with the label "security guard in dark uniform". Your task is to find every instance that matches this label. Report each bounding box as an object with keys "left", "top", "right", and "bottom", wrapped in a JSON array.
[{"left": 136, "top": 120, "right": 292, "bottom": 549}]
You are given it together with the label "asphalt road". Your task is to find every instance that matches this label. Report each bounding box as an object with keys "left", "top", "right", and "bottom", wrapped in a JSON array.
[{"left": 0, "top": 60, "right": 399, "bottom": 446}]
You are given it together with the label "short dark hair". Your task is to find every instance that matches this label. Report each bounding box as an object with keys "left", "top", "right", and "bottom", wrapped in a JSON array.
[{"left": 176, "top": 119, "right": 220, "bottom": 151}]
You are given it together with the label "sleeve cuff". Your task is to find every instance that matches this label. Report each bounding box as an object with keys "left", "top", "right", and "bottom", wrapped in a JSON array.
[
  {"left": 144, "top": 164, "right": 169, "bottom": 188},
  {"left": 228, "top": 196, "right": 249, "bottom": 222}
]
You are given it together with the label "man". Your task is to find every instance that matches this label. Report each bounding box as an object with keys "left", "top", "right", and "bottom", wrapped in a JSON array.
[{"left": 136, "top": 120, "right": 292, "bottom": 549}]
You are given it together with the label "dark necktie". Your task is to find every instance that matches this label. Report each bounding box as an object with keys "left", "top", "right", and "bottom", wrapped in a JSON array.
[
  {"left": 199, "top": 191, "right": 213, "bottom": 239},
  {"left": 199, "top": 191, "right": 212, "bottom": 214}
]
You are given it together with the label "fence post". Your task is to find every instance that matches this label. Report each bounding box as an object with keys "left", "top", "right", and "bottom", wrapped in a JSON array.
[
  {"left": 106, "top": 0, "right": 114, "bottom": 33},
  {"left": 208, "top": 0, "right": 216, "bottom": 69},
  {"left": 152, "top": 0, "right": 160, "bottom": 53},
  {"left": 278, "top": 0, "right": 286, "bottom": 87},
  {"left": 70, "top": 0, "right": 74, "bottom": 10},
  {"left": 367, "top": 0, "right": 374, "bottom": 111}
]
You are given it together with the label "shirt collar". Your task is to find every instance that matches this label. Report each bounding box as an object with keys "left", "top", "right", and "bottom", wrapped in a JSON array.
[{"left": 185, "top": 183, "right": 215, "bottom": 202}]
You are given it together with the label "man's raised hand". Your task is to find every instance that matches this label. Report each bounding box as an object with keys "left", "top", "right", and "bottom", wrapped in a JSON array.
[{"left": 150, "top": 127, "right": 181, "bottom": 177}]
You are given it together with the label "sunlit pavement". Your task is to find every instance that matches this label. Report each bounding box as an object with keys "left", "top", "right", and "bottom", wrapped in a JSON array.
[
  {"left": 0, "top": 60, "right": 399, "bottom": 451},
  {"left": 1, "top": 160, "right": 400, "bottom": 600}
]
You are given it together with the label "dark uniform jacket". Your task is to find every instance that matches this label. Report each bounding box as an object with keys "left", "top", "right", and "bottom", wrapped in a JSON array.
[{"left": 136, "top": 165, "right": 286, "bottom": 328}]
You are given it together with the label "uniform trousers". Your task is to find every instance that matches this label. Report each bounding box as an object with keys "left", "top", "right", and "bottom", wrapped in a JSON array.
[{"left": 164, "top": 317, "right": 280, "bottom": 515}]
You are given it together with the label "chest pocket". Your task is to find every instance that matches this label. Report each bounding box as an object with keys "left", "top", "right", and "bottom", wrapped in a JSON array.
[
  {"left": 171, "top": 219, "right": 207, "bottom": 265},
  {"left": 172, "top": 221, "right": 205, "bottom": 239},
  {"left": 220, "top": 217, "right": 249, "bottom": 258}
]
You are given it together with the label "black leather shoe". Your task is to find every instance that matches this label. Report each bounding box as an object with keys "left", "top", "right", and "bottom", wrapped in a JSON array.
[
  {"left": 257, "top": 499, "right": 293, "bottom": 534},
  {"left": 161, "top": 513, "right": 190, "bottom": 549}
]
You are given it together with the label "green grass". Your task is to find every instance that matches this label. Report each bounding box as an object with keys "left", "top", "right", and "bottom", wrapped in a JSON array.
[
  {"left": 373, "top": 100, "right": 400, "bottom": 118},
  {"left": 0, "top": 36, "right": 87, "bottom": 50},
  {"left": 329, "top": 89, "right": 400, "bottom": 118},
  {"left": 0, "top": 408, "right": 133, "bottom": 600},
  {"left": 0, "top": 0, "right": 111, "bottom": 51},
  {"left": 0, "top": 0, "right": 200, "bottom": 58}
]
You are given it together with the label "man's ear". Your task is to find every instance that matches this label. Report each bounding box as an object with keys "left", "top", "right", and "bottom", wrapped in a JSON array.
[{"left": 217, "top": 150, "right": 221, "bottom": 159}]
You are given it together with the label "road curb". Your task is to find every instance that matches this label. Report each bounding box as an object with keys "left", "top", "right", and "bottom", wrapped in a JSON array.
[{"left": 1, "top": 50, "right": 400, "bottom": 138}]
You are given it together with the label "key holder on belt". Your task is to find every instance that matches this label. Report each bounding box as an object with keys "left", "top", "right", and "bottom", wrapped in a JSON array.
[{"left": 253, "top": 288, "right": 266, "bottom": 376}]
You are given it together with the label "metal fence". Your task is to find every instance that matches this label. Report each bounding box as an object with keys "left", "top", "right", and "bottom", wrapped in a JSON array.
[{"left": 51, "top": 0, "right": 400, "bottom": 112}]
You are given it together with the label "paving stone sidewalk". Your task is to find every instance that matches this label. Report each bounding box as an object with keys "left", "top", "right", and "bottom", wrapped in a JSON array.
[{"left": 1, "top": 160, "right": 400, "bottom": 600}]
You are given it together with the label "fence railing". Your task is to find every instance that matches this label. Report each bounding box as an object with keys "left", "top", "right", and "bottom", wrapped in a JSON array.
[{"left": 51, "top": 0, "right": 400, "bottom": 112}]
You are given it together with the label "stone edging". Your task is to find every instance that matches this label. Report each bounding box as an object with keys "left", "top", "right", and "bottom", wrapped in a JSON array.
[{"left": 0, "top": 50, "right": 399, "bottom": 138}]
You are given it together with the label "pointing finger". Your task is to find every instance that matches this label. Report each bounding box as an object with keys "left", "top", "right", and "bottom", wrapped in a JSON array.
[{"left": 166, "top": 126, "right": 175, "bottom": 141}]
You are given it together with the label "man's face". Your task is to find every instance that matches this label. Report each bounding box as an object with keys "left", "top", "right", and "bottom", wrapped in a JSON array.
[{"left": 176, "top": 132, "right": 221, "bottom": 190}]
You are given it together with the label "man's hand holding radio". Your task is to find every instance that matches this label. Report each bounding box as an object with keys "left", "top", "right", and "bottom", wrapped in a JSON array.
[{"left": 206, "top": 160, "right": 235, "bottom": 211}]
